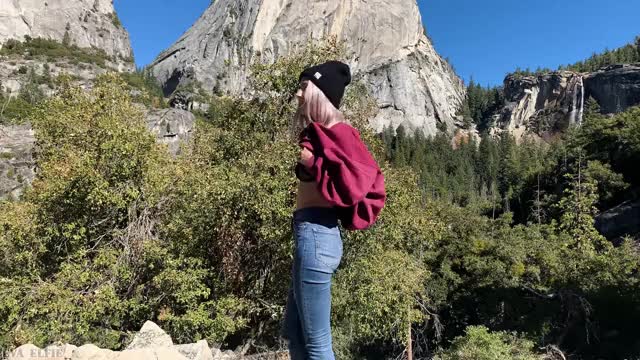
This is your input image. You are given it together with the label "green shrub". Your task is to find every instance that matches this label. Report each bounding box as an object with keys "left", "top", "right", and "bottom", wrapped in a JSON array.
[
  {"left": 0, "top": 94, "right": 36, "bottom": 124},
  {"left": 435, "top": 326, "right": 542, "bottom": 360},
  {"left": 120, "top": 69, "right": 166, "bottom": 108},
  {"left": 0, "top": 73, "right": 243, "bottom": 351},
  {"left": 109, "top": 12, "right": 122, "bottom": 28},
  {"left": 0, "top": 37, "right": 114, "bottom": 68}
]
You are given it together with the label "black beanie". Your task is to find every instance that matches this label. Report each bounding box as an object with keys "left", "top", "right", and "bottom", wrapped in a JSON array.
[{"left": 299, "top": 60, "right": 351, "bottom": 109}]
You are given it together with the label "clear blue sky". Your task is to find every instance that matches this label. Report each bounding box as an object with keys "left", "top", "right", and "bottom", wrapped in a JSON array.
[{"left": 114, "top": 0, "right": 639, "bottom": 87}]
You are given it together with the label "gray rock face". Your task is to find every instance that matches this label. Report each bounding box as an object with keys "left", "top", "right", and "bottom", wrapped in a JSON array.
[
  {"left": 149, "top": 0, "right": 465, "bottom": 136},
  {"left": 585, "top": 64, "right": 640, "bottom": 114},
  {"left": 0, "top": 109, "right": 194, "bottom": 200},
  {"left": 0, "top": 124, "right": 35, "bottom": 201},
  {"left": 493, "top": 65, "right": 640, "bottom": 140},
  {"left": 0, "top": 58, "right": 110, "bottom": 97},
  {"left": 145, "top": 108, "right": 196, "bottom": 156},
  {"left": 0, "top": 0, "right": 133, "bottom": 61},
  {"left": 493, "top": 71, "right": 586, "bottom": 140},
  {"left": 595, "top": 199, "right": 640, "bottom": 242}
]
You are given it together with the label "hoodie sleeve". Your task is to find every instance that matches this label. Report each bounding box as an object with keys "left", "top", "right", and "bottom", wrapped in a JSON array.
[{"left": 300, "top": 123, "right": 379, "bottom": 207}]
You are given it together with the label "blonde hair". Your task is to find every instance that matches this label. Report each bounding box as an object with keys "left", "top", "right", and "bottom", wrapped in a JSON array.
[{"left": 291, "top": 81, "right": 346, "bottom": 139}]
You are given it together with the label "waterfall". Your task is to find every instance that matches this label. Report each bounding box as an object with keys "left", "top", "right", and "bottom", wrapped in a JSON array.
[
  {"left": 578, "top": 76, "right": 585, "bottom": 125},
  {"left": 568, "top": 75, "right": 585, "bottom": 125}
]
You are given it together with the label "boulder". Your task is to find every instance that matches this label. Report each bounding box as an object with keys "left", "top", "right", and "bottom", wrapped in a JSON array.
[
  {"left": 71, "top": 344, "right": 115, "bottom": 360},
  {"left": 125, "top": 321, "right": 174, "bottom": 350},
  {"left": 175, "top": 340, "right": 214, "bottom": 360},
  {"left": 114, "top": 347, "right": 187, "bottom": 360},
  {"left": 145, "top": 108, "right": 196, "bottom": 156},
  {"left": 595, "top": 198, "right": 640, "bottom": 242},
  {"left": 7, "top": 343, "right": 76, "bottom": 360}
]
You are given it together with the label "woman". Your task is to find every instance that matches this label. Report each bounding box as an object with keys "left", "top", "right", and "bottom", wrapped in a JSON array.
[{"left": 282, "top": 61, "right": 386, "bottom": 360}]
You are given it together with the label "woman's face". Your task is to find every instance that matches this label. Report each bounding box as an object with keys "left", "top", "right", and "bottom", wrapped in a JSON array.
[{"left": 296, "top": 80, "right": 309, "bottom": 106}]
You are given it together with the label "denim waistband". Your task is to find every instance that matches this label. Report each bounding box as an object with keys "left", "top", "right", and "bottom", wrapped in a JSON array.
[{"left": 293, "top": 207, "right": 338, "bottom": 227}]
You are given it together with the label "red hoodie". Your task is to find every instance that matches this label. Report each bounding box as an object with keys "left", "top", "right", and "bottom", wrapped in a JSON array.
[{"left": 299, "top": 122, "right": 386, "bottom": 230}]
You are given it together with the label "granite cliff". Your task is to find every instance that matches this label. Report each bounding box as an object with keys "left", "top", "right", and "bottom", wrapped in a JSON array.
[
  {"left": 150, "top": 0, "right": 465, "bottom": 135},
  {"left": 0, "top": 0, "right": 133, "bottom": 61},
  {"left": 492, "top": 64, "right": 640, "bottom": 139}
]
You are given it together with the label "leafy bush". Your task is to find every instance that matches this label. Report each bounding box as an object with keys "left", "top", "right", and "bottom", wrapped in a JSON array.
[
  {"left": 120, "top": 68, "right": 167, "bottom": 108},
  {"left": 0, "top": 73, "right": 243, "bottom": 351},
  {"left": 434, "top": 326, "right": 542, "bottom": 360},
  {"left": 0, "top": 94, "right": 36, "bottom": 124}
]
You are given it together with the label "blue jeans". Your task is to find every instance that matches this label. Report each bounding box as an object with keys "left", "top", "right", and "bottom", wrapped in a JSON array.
[{"left": 282, "top": 207, "right": 343, "bottom": 360}]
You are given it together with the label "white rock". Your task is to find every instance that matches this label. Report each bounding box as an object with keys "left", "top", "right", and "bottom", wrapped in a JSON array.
[
  {"left": 7, "top": 344, "right": 40, "bottom": 360},
  {"left": 70, "top": 344, "right": 115, "bottom": 360},
  {"left": 114, "top": 347, "right": 189, "bottom": 360},
  {"left": 125, "top": 321, "right": 174, "bottom": 350},
  {"left": 175, "top": 340, "right": 214, "bottom": 360},
  {"left": 7, "top": 343, "right": 76, "bottom": 360}
]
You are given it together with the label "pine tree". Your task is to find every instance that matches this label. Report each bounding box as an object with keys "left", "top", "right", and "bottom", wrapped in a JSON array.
[
  {"left": 382, "top": 125, "right": 395, "bottom": 160},
  {"left": 394, "top": 125, "right": 409, "bottom": 166},
  {"left": 556, "top": 152, "right": 609, "bottom": 253},
  {"left": 63, "top": 23, "right": 72, "bottom": 47},
  {"left": 584, "top": 96, "right": 602, "bottom": 117}
]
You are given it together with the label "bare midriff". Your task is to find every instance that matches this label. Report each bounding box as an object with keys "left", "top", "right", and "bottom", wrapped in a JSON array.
[{"left": 296, "top": 181, "right": 333, "bottom": 210}]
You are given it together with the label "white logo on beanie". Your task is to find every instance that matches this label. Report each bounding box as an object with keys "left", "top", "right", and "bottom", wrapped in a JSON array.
[{"left": 314, "top": 72, "right": 322, "bottom": 79}]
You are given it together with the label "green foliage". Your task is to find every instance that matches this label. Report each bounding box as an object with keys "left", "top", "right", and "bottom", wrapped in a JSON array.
[
  {"left": 434, "top": 326, "right": 542, "bottom": 360},
  {"left": 572, "top": 106, "right": 640, "bottom": 185},
  {"left": 381, "top": 102, "right": 640, "bottom": 358},
  {"left": 333, "top": 249, "right": 427, "bottom": 343},
  {"left": 0, "top": 93, "right": 36, "bottom": 125},
  {"left": 0, "top": 74, "right": 242, "bottom": 351},
  {"left": 457, "top": 79, "right": 504, "bottom": 130},
  {"left": 559, "top": 36, "right": 640, "bottom": 72},
  {"left": 109, "top": 12, "right": 122, "bottom": 28},
  {"left": 120, "top": 68, "right": 167, "bottom": 108},
  {"left": 0, "top": 37, "right": 114, "bottom": 68},
  {"left": 0, "top": 65, "right": 54, "bottom": 124},
  {"left": 511, "top": 67, "right": 552, "bottom": 78},
  {"left": 382, "top": 129, "right": 550, "bottom": 217}
]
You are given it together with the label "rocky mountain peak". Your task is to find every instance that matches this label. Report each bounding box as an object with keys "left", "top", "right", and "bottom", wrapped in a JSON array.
[
  {"left": 150, "top": 0, "right": 465, "bottom": 136},
  {"left": 0, "top": 0, "right": 133, "bottom": 61}
]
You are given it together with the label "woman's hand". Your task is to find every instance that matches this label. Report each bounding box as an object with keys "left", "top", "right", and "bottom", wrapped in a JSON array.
[{"left": 299, "top": 147, "right": 314, "bottom": 168}]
